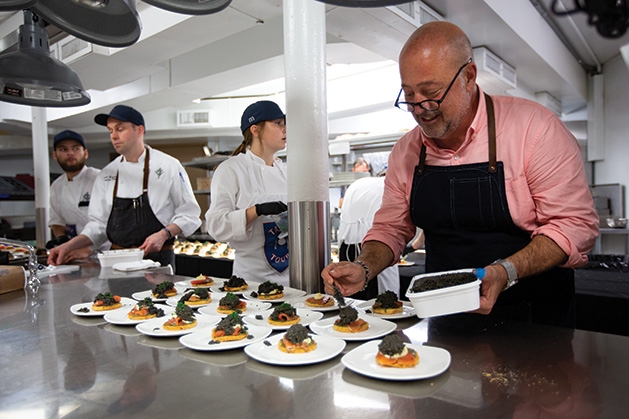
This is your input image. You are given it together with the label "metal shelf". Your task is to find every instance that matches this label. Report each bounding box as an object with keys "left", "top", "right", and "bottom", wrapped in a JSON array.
[{"left": 182, "top": 154, "right": 229, "bottom": 170}]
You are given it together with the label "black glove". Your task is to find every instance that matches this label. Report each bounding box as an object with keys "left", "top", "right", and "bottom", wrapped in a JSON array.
[
  {"left": 402, "top": 244, "right": 415, "bottom": 257},
  {"left": 255, "top": 201, "right": 288, "bottom": 216},
  {"left": 46, "top": 235, "right": 70, "bottom": 249}
]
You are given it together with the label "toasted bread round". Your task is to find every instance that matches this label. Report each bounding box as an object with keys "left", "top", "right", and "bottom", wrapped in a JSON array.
[
  {"left": 153, "top": 290, "right": 177, "bottom": 298},
  {"left": 305, "top": 295, "right": 334, "bottom": 307},
  {"left": 375, "top": 347, "right": 419, "bottom": 368},
  {"left": 223, "top": 285, "right": 248, "bottom": 292},
  {"left": 183, "top": 297, "right": 211, "bottom": 306},
  {"left": 372, "top": 304, "right": 403, "bottom": 315},
  {"left": 211, "top": 328, "right": 248, "bottom": 342},
  {"left": 258, "top": 292, "right": 284, "bottom": 300},
  {"left": 278, "top": 336, "right": 317, "bottom": 353},
  {"left": 163, "top": 319, "right": 197, "bottom": 331},
  {"left": 333, "top": 318, "right": 369, "bottom": 333},
  {"left": 216, "top": 303, "right": 247, "bottom": 315},
  {"left": 127, "top": 312, "right": 156, "bottom": 320},
  {"left": 268, "top": 315, "right": 301, "bottom": 326},
  {"left": 92, "top": 302, "right": 122, "bottom": 311}
]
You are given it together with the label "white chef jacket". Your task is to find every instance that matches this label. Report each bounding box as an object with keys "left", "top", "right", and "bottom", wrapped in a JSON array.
[
  {"left": 49, "top": 166, "right": 111, "bottom": 251},
  {"left": 338, "top": 176, "right": 400, "bottom": 296},
  {"left": 205, "top": 150, "right": 289, "bottom": 286},
  {"left": 81, "top": 146, "right": 201, "bottom": 249}
]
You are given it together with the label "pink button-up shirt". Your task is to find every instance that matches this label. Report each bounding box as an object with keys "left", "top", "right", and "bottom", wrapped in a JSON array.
[{"left": 365, "top": 90, "right": 599, "bottom": 268}]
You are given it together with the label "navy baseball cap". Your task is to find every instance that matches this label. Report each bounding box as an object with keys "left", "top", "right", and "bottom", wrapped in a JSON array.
[
  {"left": 240, "top": 101, "right": 285, "bottom": 133},
  {"left": 53, "top": 130, "right": 85, "bottom": 149},
  {"left": 94, "top": 105, "right": 145, "bottom": 127}
]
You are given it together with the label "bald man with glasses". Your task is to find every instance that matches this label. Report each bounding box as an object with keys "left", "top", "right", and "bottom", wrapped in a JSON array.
[{"left": 322, "top": 21, "right": 598, "bottom": 328}]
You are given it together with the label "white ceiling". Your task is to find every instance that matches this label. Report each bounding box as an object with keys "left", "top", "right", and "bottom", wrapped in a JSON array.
[{"left": 1, "top": 0, "right": 629, "bottom": 154}]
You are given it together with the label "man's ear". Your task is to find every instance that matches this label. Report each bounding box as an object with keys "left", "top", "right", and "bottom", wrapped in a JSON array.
[{"left": 84, "top": 148, "right": 89, "bottom": 160}]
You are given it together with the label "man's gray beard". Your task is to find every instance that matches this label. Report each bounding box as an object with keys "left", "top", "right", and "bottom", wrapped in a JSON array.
[{"left": 59, "top": 161, "right": 85, "bottom": 173}]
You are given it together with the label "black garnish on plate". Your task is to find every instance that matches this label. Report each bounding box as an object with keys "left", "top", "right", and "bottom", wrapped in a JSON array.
[
  {"left": 255, "top": 314, "right": 263, "bottom": 320},
  {"left": 77, "top": 307, "right": 90, "bottom": 313},
  {"left": 263, "top": 340, "right": 272, "bottom": 346}
]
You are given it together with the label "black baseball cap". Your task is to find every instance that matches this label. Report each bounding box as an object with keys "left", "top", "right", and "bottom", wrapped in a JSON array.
[
  {"left": 94, "top": 105, "right": 145, "bottom": 127},
  {"left": 53, "top": 130, "right": 85, "bottom": 149},
  {"left": 240, "top": 101, "right": 285, "bottom": 133}
]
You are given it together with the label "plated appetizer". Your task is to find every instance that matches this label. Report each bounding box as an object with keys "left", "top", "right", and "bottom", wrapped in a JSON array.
[
  {"left": 253, "top": 280, "right": 284, "bottom": 300},
  {"left": 128, "top": 297, "right": 165, "bottom": 320},
  {"left": 278, "top": 324, "right": 317, "bottom": 353},
  {"left": 152, "top": 281, "right": 177, "bottom": 298},
  {"left": 268, "top": 303, "right": 300, "bottom": 326},
  {"left": 178, "top": 288, "right": 211, "bottom": 306},
  {"left": 219, "top": 275, "right": 248, "bottom": 292},
  {"left": 375, "top": 334, "right": 419, "bottom": 368},
  {"left": 217, "top": 292, "right": 247, "bottom": 314},
  {"left": 92, "top": 292, "right": 122, "bottom": 311},
  {"left": 333, "top": 306, "right": 369, "bottom": 333},
  {"left": 190, "top": 274, "right": 214, "bottom": 287},
  {"left": 372, "top": 291, "right": 403, "bottom": 315},
  {"left": 163, "top": 302, "right": 197, "bottom": 330},
  {"left": 211, "top": 312, "right": 249, "bottom": 342},
  {"left": 305, "top": 293, "right": 334, "bottom": 308}
]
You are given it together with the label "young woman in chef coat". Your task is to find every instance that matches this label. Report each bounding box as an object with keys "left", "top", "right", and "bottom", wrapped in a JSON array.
[{"left": 205, "top": 101, "right": 289, "bottom": 286}]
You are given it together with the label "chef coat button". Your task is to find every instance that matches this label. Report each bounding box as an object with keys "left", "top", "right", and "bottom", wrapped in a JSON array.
[{"left": 454, "top": 155, "right": 459, "bottom": 161}]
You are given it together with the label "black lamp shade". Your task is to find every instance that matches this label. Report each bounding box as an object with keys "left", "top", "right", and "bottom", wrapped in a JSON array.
[
  {"left": 0, "top": 10, "right": 90, "bottom": 108},
  {"left": 0, "top": 0, "right": 37, "bottom": 11},
  {"left": 142, "top": 0, "right": 232, "bottom": 15},
  {"left": 32, "top": 0, "right": 142, "bottom": 48},
  {"left": 316, "top": 0, "right": 413, "bottom": 6}
]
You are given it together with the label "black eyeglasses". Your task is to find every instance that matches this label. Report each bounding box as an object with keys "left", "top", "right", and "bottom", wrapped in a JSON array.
[{"left": 394, "top": 57, "right": 473, "bottom": 112}]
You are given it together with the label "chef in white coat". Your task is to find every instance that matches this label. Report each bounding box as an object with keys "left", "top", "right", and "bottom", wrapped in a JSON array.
[
  {"left": 338, "top": 175, "right": 400, "bottom": 298},
  {"left": 48, "top": 130, "right": 109, "bottom": 254},
  {"left": 205, "top": 101, "right": 289, "bottom": 286}
]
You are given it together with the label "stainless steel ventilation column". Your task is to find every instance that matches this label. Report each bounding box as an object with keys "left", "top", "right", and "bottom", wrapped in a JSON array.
[
  {"left": 284, "top": 0, "right": 330, "bottom": 293},
  {"left": 32, "top": 106, "right": 50, "bottom": 248}
]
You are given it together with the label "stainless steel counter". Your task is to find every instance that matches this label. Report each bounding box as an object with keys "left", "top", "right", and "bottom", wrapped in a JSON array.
[{"left": 1, "top": 262, "right": 627, "bottom": 418}]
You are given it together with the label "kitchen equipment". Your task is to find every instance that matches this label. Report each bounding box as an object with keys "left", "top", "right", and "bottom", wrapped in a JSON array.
[{"left": 97, "top": 249, "right": 143, "bottom": 268}]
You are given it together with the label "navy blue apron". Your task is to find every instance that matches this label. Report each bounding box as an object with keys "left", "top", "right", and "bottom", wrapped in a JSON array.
[
  {"left": 106, "top": 147, "right": 175, "bottom": 268},
  {"left": 409, "top": 94, "right": 575, "bottom": 327}
]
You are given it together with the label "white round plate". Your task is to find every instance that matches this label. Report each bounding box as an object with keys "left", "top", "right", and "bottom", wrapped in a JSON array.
[
  {"left": 287, "top": 293, "right": 339, "bottom": 312},
  {"left": 341, "top": 340, "right": 451, "bottom": 381},
  {"left": 355, "top": 299, "right": 417, "bottom": 320},
  {"left": 70, "top": 297, "right": 136, "bottom": 317},
  {"left": 243, "top": 308, "right": 323, "bottom": 331},
  {"left": 104, "top": 304, "right": 174, "bottom": 325},
  {"left": 309, "top": 315, "right": 397, "bottom": 341},
  {"left": 135, "top": 313, "right": 221, "bottom": 337},
  {"left": 245, "top": 333, "right": 346, "bottom": 366},
  {"left": 131, "top": 289, "right": 182, "bottom": 303},
  {"left": 243, "top": 287, "right": 307, "bottom": 303},
  {"left": 198, "top": 300, "right": 272, "bottom": 318},
  {"left": 179, "top": 324, "right": 272, "bottom": 351},
  {"left": 165, "top": 295, "right": 213, "bottom": 308},
  {"left": 398, "top": 261, "right": 416, "bottom": 266}
]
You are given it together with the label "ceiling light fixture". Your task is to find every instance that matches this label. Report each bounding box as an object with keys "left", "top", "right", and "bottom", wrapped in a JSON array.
[
  {"left": 0, "top": 10, "right": 91, "bottom": 107},
  {"left": 31, "top": 0, "right": 142, "bottom": 47},
  {"left": 142, "top": 0, "right": 232, "bottom": 15},
  {"left": 0, "top": 0, "right": 36, "bottom": 10},
  {"left": 315, "top": 0, "right": 413, "bottom": 6}
]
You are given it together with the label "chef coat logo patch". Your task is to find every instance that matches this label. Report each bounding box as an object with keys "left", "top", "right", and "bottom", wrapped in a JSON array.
[
  {"left": 263, "top": 222, "right": 289, "bottom": 273},
  {"left": 82, "top": 192, "right": 90, "bottom": 201},
  {"left": 155, "top": 168, "right": 164, "bottom": 178}
]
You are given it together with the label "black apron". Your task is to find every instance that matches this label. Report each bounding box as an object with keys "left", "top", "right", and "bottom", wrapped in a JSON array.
[
  {"left": 409, "top": 94, "right": 575, "bottom": 328},
  {"left": 106, "top": 147, "right": 175, "bottom": 268}
]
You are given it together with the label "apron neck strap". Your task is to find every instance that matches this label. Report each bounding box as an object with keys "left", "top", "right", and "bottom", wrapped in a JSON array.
[
  {"left": 112, "top": 146, "right": 150, "bottom": 198},
  {"left": 417, "top": 93, "right": 497, "bottom": 173}
]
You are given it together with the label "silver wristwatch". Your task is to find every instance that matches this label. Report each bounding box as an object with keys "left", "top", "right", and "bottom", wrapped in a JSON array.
[{"left": 492, "top": 259, "right": 518, "bottom": 290}]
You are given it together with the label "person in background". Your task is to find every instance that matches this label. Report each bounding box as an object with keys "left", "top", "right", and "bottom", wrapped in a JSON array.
[
  {"left": 205, "top": 101, "right": 289, "bottom": 286},
  {"left": 322, "top": 21, "right": 598, "bottom": 328},
  {"left": 352, "top": 157, "right": 371, "bottom": 173},
  {"left": 47, "top": 130, "right": 108, "bottom": 258},
  {"left": 48, "top": 105, "right": 201, "bottom": 268},
  {"left": 338, "top": 174, "right": 400, "bottom": 299}
]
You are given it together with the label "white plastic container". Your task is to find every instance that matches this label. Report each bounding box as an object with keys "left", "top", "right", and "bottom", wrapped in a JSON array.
[
  {"left": 405, "top": 269, "right": 481, "bottom": 318},
  {"left": 97, "top": 249, "right": 144, "bottom": 268}
]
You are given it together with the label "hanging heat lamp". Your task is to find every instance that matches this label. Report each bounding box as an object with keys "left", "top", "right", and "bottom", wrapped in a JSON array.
[
  {"left": 315, "top": 0, "right": 413, "bottom": 6},
  {"left": 142, "top": 0, "right": 232, "bottom": 15},
  {"left": 0, "top": 9, "right": 91, "bottom": 107}
]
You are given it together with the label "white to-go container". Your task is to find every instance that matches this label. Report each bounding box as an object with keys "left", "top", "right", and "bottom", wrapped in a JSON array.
[
  {"left": 405, "top": 269, "right": 481, "bottom": 318},
  {"left": 97, "top": 249, "right": 144, "bottom": 268}
]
